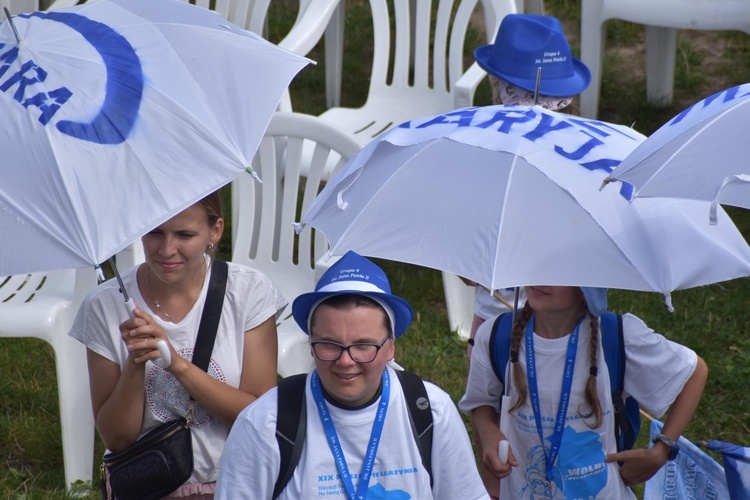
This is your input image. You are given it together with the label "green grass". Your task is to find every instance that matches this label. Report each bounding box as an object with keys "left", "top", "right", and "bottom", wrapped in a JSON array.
[{"left": 3, "top": 0, "right": 750, "bottom": 497}]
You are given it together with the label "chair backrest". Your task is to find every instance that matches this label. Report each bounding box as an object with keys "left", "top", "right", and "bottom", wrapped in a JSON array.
[
  {"left": 1, "top": 0, "right": 80, "bottom": 14},
  {"left": 231, "top": 112, "right": 361, "bottom": 303},
  {"left": 179, "top": 0, "right": 270, "bottom": 34},
  {"left": 365, "top": 0, "right": 507, "bottom": 102}
]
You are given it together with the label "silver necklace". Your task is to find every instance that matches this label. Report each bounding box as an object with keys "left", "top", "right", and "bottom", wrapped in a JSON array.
[{"left": 146, "top": 266, "right": 176, "bottom": 322}]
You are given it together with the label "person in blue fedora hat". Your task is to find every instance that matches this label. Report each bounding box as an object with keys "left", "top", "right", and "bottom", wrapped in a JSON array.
[
  {"left": 475, "top": 14, "right": 591, "bottom": 100},
  {"left": 217, "top": 250, "right": 488, "bottom": 499},
  {"left": 463, "top": 14, "right": 593, "bottom": 363}
]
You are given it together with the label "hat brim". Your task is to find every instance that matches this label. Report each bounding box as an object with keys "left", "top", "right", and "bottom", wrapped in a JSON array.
[
  {"left": 292, "top": 291, "right": 413, "bottom": 338},
  {"left": 475, "top": 44, "right": 591, "bottom": 97}
]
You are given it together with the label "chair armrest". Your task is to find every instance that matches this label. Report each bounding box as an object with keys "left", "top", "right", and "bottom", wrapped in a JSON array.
[
  {"left": 277, "top": 0, "right": 343, "bottom": 56},
  {"left": 454, "top": 61, "right": 489, "bottom": 109}
]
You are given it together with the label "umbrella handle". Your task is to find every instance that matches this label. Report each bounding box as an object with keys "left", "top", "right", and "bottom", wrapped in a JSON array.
[
  {"left": 498, "top": 440, "right": 509, "bottom": 465},
  {"left": 124, "top": 298, "right": 172, "bottom": 368}
]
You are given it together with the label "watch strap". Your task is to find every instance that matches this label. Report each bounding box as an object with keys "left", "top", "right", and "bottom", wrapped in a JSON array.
[{"left": 652, "top": 433, "right": 679, "bottom": 460}]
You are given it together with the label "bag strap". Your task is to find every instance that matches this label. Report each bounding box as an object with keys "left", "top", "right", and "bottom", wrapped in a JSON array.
[
  {"left": 396, "top": 369, "right": 433, "bottom": 486},
  {"left": 273, "top": 374, "right": 308, "bottom": 499},
  {"left": 489, "top": 312, "right": 513, "bottom": 385},
  {"left": 600, "top": 312, "right": 632, "bottom": 449},
  {"left": 191, "top": 259, "right": 228, "bottom": 372}
]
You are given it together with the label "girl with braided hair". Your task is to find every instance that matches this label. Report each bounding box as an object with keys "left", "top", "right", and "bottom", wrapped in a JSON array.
[{"left": 459, "top": 286, "right": 707, "bottom": 499}]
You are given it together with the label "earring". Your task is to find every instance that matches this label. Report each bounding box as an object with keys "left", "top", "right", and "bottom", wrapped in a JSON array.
[{"left": 208, "top": 243, "right": 214, "bottom": 252}]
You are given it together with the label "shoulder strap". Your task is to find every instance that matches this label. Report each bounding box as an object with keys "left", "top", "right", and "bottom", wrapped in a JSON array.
[
  {"left": 191, "top": 259, "right": 228, "bottom": 372},
  {"left": 489, "top": 312, "right": 513, "bottom": 385},
  {"left": 396, "top": 369, "right": 434, "bottom": 486},
  {"left": 273, "top": 374, "right": 308, "bottom": 499},
  {"left": 600, "top": 312, "right": 634, "bottom": 451}
]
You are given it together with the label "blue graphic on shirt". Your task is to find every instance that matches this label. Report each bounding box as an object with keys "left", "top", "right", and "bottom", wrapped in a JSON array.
[
  {"left": 3, "top": 11, "right": 144, "bottom": 144},
  {"left": 367, "top": 482, "right": 410, "bottom": 499},
  {"left": 521, "top": 426, "right": 607, "bottom": 499}
]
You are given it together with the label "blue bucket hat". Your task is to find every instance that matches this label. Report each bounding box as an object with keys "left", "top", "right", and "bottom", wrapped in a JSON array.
[
  {"left": 292, "top": 251, "right": 413, "bottom": 338},
  {"left": 580, "top": 287, "right": 608, "bottom": 318},
  {"left": 474, "top": 14, "right": 591, "bottom": 97}
]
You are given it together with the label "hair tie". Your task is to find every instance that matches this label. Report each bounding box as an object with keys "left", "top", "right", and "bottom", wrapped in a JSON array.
[
  {"left": 510, "top": 350, "right": 519, "bottom": 363},
  {"left": 589, "top": 366, "right": 598, "bottom": 376}
]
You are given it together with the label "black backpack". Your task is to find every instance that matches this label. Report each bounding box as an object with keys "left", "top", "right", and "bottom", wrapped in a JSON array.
[
  {"left": 489, "top": 311, "right": 640, "bottom": 452},
  {"left": 272, "top": 370, "right": 434, "bottom": 499}
]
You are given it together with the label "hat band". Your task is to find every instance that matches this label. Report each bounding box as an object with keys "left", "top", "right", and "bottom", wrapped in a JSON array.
[
  {"left": 317, "top": 281, "right": 387, "bottom": 294},
  {"left": 306, "top": 294, "right": 396, "bottom": 339}
]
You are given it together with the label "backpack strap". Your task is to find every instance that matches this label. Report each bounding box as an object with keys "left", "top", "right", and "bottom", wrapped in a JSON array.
[
  {"left": 273, "top": 374, "right": 308, "bottom": 499},
  {"left": 191, "top": 259, "right": 228, "bottom": 372},
  {"left": 600, "top": 312, "right": 634, "bottom": 451},
  {"left": 396, "top": 369, "right": 434, "bottom": 486},
  {"left": 489, "top": 312, "right": 513, "bottom": 385}
]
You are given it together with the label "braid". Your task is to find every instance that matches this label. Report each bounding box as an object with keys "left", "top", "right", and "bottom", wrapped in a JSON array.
[
  {"left": 510, "top": 302, "right": 533, "bottom": 411},
  {"left": 579, "top": 312, "right": 603, "bottom": 428}
]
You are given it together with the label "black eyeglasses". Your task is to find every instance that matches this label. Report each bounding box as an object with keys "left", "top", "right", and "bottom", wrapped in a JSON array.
[{"left": 311, "top": 335, "right": 391, "bottom": 363}]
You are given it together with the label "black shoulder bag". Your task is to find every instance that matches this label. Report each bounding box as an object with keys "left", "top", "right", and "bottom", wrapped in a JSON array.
[{"left": 101, "top": 259, "right": 228, "bottom": 500}]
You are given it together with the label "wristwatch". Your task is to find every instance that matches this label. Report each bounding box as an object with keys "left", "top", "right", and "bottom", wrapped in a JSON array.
[{"left": 652, "top": 433, "right": 680, "bottom": 461}]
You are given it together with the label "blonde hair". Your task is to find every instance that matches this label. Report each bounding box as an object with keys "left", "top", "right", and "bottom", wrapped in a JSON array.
[{"left": 509, "top": 302, "right": 603, "bottom": 429}]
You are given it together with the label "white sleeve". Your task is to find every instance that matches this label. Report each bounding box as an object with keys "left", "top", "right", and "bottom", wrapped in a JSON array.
[
  {"left": 620, "top": 313, "right": 698, "bottom": 418},
  {"left": 426, "top": 383, "right": 490, "bottom": 500},
  {"left": 215, "top": 390, "right": 281, "bottom": 499},
  {"left": 459, "top": 316, "right": 504, "bottom": 414}
]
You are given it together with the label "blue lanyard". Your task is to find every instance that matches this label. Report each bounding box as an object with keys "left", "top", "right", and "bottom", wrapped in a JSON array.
[
  {"left": 311, "top": 370, "right": 390, "bottom": 500},
  {"left": 526, "top": 315, "right": 583, "bottom": 488}
]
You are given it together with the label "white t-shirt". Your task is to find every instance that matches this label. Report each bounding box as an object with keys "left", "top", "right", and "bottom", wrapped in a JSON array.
[
  {"left": 474, "top": 287, "right": 526, "bottom": 321},
  {"left": 216, "top": 366, "right": 489, "bottom": 499},
  {"left": 459, "top": 313, "right": 697, "bottom": 499},
  {"left": 69, "top": 261, "right": 287, "bottom": 484}
]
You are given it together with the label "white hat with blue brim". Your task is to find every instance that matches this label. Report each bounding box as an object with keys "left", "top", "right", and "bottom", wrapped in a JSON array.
[{"left": 292, "top": 250, "right": 413, "bottom": 338}]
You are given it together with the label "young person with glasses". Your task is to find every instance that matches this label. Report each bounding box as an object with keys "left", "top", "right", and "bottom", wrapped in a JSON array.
[{"left": 216, "top": 251, "right": 488, "bottom": 499}]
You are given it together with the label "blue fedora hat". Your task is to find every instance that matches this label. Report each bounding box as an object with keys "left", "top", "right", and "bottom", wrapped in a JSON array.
[
  {"left": 292, "top": 251, "right": 413, "bottom": 338},
  {"left": 474, "top": 14, "right": 591, "bottom": 97}
]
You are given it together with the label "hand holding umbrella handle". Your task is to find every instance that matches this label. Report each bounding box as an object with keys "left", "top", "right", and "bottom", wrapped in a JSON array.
[
  {"left": 124, "top": 298, "right": 172, "bottom": 368},
  {"left": 498, "top": 394, "right": 511, "bottom": 464}
]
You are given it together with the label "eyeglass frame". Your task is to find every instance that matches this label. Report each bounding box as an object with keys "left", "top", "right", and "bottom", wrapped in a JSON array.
[{"left": 310, "top": 334, "right": 392, "bottom": 363}]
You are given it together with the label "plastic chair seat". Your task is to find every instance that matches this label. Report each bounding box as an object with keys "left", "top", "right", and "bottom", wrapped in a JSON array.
[
  {"left": 0, "top": 267, "right": 98, "bottom": 489},
  {"left": 579, "top": 0, "right": 750, "bottom": 118}
]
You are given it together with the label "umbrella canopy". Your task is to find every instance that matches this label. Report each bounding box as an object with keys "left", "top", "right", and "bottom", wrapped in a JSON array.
[
  {"left": 0, "top": 0, "right": 309, "bottom": 276},
  {"left": 605, "top": 83, "right": 750, "bottom": 223},
  {"left": 298, "top": 104, "right": 750, "bottom": 301}
]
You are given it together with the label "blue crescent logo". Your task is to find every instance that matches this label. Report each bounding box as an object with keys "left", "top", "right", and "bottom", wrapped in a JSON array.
[{"left": 1, "top": 11, "right": 143, "bottom": 145}]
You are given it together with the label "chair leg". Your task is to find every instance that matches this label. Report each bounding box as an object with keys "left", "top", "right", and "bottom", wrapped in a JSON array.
[
  {"left": 579, "top": 2, "right": 607, "bottom": 119},
  {"left": 54, "top": 334, "right": 95, "bottom": 489},
  {"left": 442, "top": 272, "right": 475, "bottom": 340},
  {"left": 645, "top": 26, "right": 677, "bottom": 107},
  {"left": 324, "top": 1, "right": 345, "bottom": 109},
  {"left": 524, "top": 0, "right": 545, "bottom": 15}
]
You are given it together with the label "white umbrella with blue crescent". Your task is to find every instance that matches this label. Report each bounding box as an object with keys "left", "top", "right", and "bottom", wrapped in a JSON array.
[{"left": 0, "top": 0, "right": 310, "bottom": 277}]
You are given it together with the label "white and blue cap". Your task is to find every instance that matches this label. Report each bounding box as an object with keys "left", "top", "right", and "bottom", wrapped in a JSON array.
[
  {"left": 292, "top": 251, "right": 413, "bottom": 338},
  {"left": 580, "top": 287, "right": 607, "bottom": 317}
]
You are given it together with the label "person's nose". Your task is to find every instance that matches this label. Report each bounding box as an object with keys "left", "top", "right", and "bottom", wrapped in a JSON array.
[
  {"left": 335, "top": 347, "right": 357, "bottom": 367},
  {"left": 158, "top": 235, "right": 177, "bottom": 257}
]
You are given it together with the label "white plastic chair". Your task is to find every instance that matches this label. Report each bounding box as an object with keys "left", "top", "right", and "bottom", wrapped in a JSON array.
[
  {"left": 515, "top": 0, "right": 544, "bottom": 14},
  {"left": 0, "top": 267, "right": 98, "bottom": 489},
  {"left": 317, "top": 0, "right": 516, "bottom": 149},
  {"left": 230, "top": 112, "right": 361, "bottom": 378},
  {"left": 1, "top": 0, "right": 80, "bottom": 14},
  {"left": 579, "top": 0, "right": 750, "bottom": 118}
]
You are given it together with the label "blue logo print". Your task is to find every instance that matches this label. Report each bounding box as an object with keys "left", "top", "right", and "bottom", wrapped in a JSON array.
[{"left": 1, "top": 11, "right": 143, "bottom": 144}]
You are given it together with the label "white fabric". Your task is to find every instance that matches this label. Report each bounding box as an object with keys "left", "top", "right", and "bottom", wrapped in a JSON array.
[
  {"left": 0, "top": 0, "right": 309, "bottom": 276},
  {"left": 216, "top": 366, "right": 488, "bottom": 499},
  {"left": 459, "top": 313, "right": 697, "bottom": 499},
  {"left": 474, "top": 287, "right": 526, "bottom": 321},
  {"left": 69, "top": 261, "right": 287, "bottom": 484},
  {"left": 300, "top": 105, "right": 750, "bottom": 297}
]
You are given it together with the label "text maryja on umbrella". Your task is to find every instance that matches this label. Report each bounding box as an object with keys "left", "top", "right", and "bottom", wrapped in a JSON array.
[
  {"left": 1, "top": 11, "right": 142, "bottom": 145},
  {"left": 398, "top": 106, "right": 644, "bottom": 199}
]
